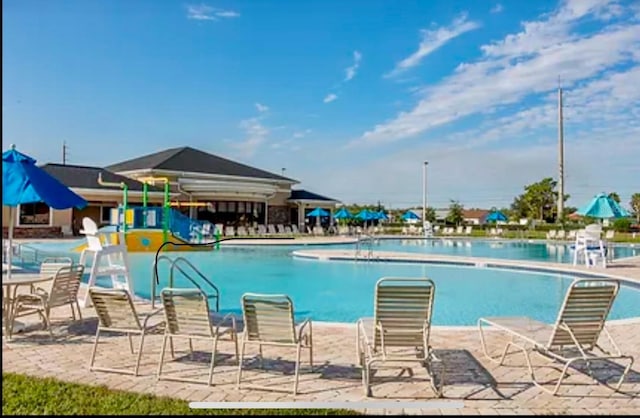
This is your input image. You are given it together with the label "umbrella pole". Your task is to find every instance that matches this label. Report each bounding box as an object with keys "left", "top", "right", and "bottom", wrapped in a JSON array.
[{"left": 7, "top": 207, "right": 14, "bottom": 281}]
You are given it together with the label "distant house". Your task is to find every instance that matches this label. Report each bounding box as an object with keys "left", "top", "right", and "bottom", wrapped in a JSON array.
[{"left": 462, "top": 209, "right": 491, "bottom": 225}]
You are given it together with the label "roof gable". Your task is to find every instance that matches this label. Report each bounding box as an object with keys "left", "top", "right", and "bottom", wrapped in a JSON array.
[
  {"left": 40, "top": 164, "right": 164, "bottom": 192},
  {"left": 106, "top": 146, "right": 296, "bottom": 182}
]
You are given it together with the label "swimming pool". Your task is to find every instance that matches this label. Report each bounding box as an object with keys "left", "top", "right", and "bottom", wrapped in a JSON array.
[
  {"left": 330, "top": 238, "right": 638, "bottom": 264},
  {"left": 107, "top": 246, "right": 640, "bottom": 325},
  {"left": 17, "top": 240, "right": 640, "bottom": 325}
]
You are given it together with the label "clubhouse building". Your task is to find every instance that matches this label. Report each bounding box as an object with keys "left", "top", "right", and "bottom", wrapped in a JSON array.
[{"left": 2, "top": 146, "right": 340, "bottom": 238}]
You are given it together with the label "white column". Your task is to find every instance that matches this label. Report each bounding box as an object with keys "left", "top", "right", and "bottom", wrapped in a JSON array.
[{"left": 264, "top": 199, "right": 269, "bottom": 226}]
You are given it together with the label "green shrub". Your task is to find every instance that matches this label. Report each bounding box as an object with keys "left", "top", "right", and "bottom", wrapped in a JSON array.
[{"left": 612, "top": 218, "right": 632, "bottom": 233}]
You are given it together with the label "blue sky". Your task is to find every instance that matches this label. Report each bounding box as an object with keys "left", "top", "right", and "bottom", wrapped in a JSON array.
[{"left": 3, "top": 0, "right": 639, "bottom": 209}]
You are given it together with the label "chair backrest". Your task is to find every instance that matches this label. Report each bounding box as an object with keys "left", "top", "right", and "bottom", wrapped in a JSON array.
[
  {"left": 465, "top": 226, "right": 472, "bottom": 234},
  {"left": 284, "top": 225, "right": 292, "bottom": 234},
  {"left": 236, "top": 226, "right": 247, "bottom": 236},
  {"left": 88, "top": 288, "right": 142, "bottom": 331},
  {"left": 48, "top": 265, "right": 84, "bottom": 308},
  {"left": 373, "top": 277, "right": 435, "bottom": 350},
  {"left": 241, "top": 293, "right": 296, "bottom": 344},
  {"left": 267, "top": 224, "right": 277, "bottom": 234},
  {"left": 82, "top": 217, "right": 104, "bottom": 251},
  {"left": 291, "top": 224, "right": 299, "bottom": 234},
  {"left": 40, "top": 257, "right": 73, "bottom": 278},
  {"left": 161, "top": 288, "right": 213, "bottom": 338},
  {"left": 276, "top": 224, "right": 285, "bottom": 233},
  {"left": 548, "top": 279, "right": 620, "bottom": 349}
]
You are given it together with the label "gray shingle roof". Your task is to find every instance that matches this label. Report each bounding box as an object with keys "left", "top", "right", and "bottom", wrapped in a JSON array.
[
  {"left": 289, "top": 189, "right": 339, "bottom": 202},
  {"left": 105, "top": 146, "right": 296, "bottom": 182},
  {"left": 40, "top": 164, "right": 164, "bottom": 192}
]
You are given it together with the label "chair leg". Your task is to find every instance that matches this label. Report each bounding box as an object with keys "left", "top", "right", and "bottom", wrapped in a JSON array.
[
  {"left": 293, "top": 344, "right": 302, "bottom": 396},
  {"left": 615, "top": 356, "right": 634, "bottom": 391},
  {"left": 258, "top": 345, "right": 264, "bottom": 368},
  {"left": 127, "top": 333, "right": 134, "bottom": 354},
  {"left": 232, "top": 331, "right": 239, "bottom": 365},
  {"left": 76, "top": 300, "right": 83, "bottom": 321},
  {"left": 208, "top": 336, "right": 219, "bottom": 386},
  {"left": 134, "top": 331, "right": 146, "bottom": 376},
  {"left": 42, "top": 309, "right": 54, "bottom": 340},
  {"left": 157, "top": 334, "right": 168, "bottom": 380},
  {"left": 70, "top": 303, "right": 76, "bottom": 320},
  {"left": 169, "top": 336, "right": 175, "bottom": 358},
  {"left": 188, "top": 338, "right": 194, "bottom": 358},
  {"left": 89, "top": 328, "right": 101, "bottom": 370},
  {"left": 236, "top": 339, "right": 247, "bottom": 389}
]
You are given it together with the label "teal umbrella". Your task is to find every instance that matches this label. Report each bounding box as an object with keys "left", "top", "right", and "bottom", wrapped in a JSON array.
[
  {"left": 334, "top": 207, "right": 353, "bottom": 219},
  {"left": 486, "top": 211, "right": 508, "bottom": 223},
  {"left": 576, "top": 193, "right": 630, "bottom": 219},
  {"left": 306, "top": 207, "right": 329, "bottom": 217}
]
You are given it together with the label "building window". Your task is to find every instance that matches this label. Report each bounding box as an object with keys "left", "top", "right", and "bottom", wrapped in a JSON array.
[
  {"left": 238, "top": 202, "right": 245, "bottom": 213},
  {"left": 218, "top": 202, "right": 227, "bottom": 212},
  {"left": 100, "top": 206, "right": 114, "bottom": 224},
  {"left": 18, "top": 203, "right": 50, "bottom": 225},
  {"left": 228, "top": 202, "right": 236, "bottom": 213}
]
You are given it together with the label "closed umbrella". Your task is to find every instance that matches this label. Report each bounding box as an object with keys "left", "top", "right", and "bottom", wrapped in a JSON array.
[{"left": 3, "top": 145, "right": 87, "bottom": 279}]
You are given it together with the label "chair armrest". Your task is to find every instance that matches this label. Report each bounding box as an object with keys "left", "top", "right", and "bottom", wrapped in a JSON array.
[
  {"left": 141, "top": 308, "right": 165, "bottom": 329},
  {"left": 214, "top": 312, "right": 237, "bottom": 335},
  {"left": 297, "top": 318, "right": 312, "bottom": 343}
]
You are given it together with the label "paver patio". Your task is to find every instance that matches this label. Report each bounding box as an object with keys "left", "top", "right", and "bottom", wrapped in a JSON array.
[{"left": 3, "top": 294, "right": 639, "bottom": 415}]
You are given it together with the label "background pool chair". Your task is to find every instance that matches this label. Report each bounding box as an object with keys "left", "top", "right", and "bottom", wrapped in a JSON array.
[
  {"left": 246, "top": 226, "right": 255, "bottom": 236},
  {"left": 464, "top": 226, "right": 473, "bottom": 235},
  {"left": 478, "top": 278, "right": 634, "bottom": 396},
  {"left": 267, "top": 224, "right": 277, "bottom": 235},
  {"left": 257, "top": 225, "right": 267, "bottom": 235},
  {"left": 291, "top": 224, "right": 300, "bottom": 235},
  {"left": 157, "top": 288, "right": 238, "bottom": 386},
  {"left": 556, "top": 230, "right": 566, "bottom": 240},
  {"left": 455, "top": 226, "right": 463, "bottom": 235},
  {"left": 568, "top": 230, "right": 577, "bottom": 240},
  {"left": 224, "top": 226, "right": 235, "bottom": 237},
  {"left": 313, "top": 226, "right": 325, "bottom": 236},
  {"left": 237, "top": 293, "right": 313, "bottom": 395},
  {"left": 88, "top": 288, "right": 164, "bottom": 376},
  {"left": 10, "top": 264, "right": 84, "bottom": 339},
  {"left": 284, "top": 225, "right": 293, "bottom": 234},
  {"left": 605, "top": 230, "right": 615, "bottom": 240},
  {"left": 547, "top": 230, "right": 557, "bottom": 240},
  {"left": 356, "top": 277, "right": 444, "bottom": 398},
  {"left": 276, "top": 224, "right": 285, "bottom": 234},
  {"left": 236, "top": 226, "right": 247, "bottom": 237}
]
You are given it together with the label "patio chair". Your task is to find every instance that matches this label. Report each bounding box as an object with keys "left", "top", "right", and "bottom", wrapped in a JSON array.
[
  {"left": 284, "top": 225, "right": 293, "bottom": 234},
  {"left": 157, "top": 288, "right": 238, "bottom": 385},
  {"left": 88, "top": 288, "right": 164, "bottom": 376},
  {"left": 605, "top": 230, "right": 615, "bottom": 240},
  {"left": 291, "top": 224, "right": 300, "bottom": 234},
  {"left": 478, "top": 278, "right": 634, "bottom": 395},
  {"left": 556, "top": 230, "right": 566, "bottom": 240},
  {"left": 568, "top": 230, "right": 577, "bottom": 240},
  {"left": 266, "top": 224, "right": 276, "bottom": 235},
  {"left": 10, "top": 264, "right": 84, "bottom": 339},
  {"left": 236, "top": 226, "right": 247, "bottom": 237},
  {"left": 465, "top": 226, "right": 473, "bottom": 235},
  {"left": 257, "top": 225, "right": 267, "bottom": 235},
  {"left": 455, "top": 226, "right": 463, "bottom": 235},
  {"left": 276, "top": 224, "right": 285, "bottom": 234},
  {"left": 356, "top": 277, "right": 444, "bottom": 398},
  {"left": 237, "top": 293, "right": 313, "bottom": 395},
  {"left": 224, "top": 226, "right": 235, "bottom": 237}
]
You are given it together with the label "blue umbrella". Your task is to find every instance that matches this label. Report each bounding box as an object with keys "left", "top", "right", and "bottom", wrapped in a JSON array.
[
  {"left": 334, "top": 207, "right": 351, "bottom": 219},
  {"left": 333, "top": 207, "right": 353, "bottom": 219},
  {"left": 356, "top": 209, "right": 377, "bottom": 221},
  {"left": 402, "top": 211, "right": 420, "bottom": 221},
  {"left": 3, "top": 145, "right": 87, "bottom": 279},
  {"left": 485, "top": 211, "right": 508, "bottom": 223},
  {"left": 576, "top": 193, "right": 630, "bottom": 219},
  {"left": 375, "top": 210, "right": 389, "bottom": 221},
  {"left": 306, "top": 207, "right": 329, "bottom": 217}
]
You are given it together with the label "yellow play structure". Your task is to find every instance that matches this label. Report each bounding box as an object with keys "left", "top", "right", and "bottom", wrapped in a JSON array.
[{"left": 73, "top": 175, "right": 219, "bottom": 253}]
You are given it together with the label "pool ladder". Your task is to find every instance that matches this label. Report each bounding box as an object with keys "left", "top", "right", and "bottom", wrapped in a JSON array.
[
  {"left": 355, "top": 234, "right": 376, "bottom": 261},
  {"left": 151, "top": 255, "right": 220, "bottom": 310}
]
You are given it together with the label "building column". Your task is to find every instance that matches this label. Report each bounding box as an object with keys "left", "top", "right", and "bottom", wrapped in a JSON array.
[
  {"left": 264, "top": 199, "right": 269, "bottom": 226},
  {"left": 188, "top": 195, "right": 195, "bottom": 219},
  {"left": 298, "top": 202, "right": 305, "bottom": 231},
  {"left": 330, "top": 207, "right": 334, "bottom": 226}
]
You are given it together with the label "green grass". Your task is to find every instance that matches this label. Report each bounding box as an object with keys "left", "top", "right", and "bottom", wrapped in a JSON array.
[{"left": 2, "top": 373, "right": 360, "bottom": 416}]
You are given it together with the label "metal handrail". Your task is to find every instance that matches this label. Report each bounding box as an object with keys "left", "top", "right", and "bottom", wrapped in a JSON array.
[
  {"left": 169, "top": 257, "right": 220, "bottom": 312},
  {"left": 151, "top": 255, "right": 175, "bottom": 308}
]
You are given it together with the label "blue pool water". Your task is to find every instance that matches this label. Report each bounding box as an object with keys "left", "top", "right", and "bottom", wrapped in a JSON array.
[
  {"left": 344, "top": 238, "right": 639, "bottom": 264},
  {"left": 18, "top": 240, "right": 640, "bottom": 325}
]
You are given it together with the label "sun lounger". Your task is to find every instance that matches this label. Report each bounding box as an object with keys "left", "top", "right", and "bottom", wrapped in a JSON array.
[
  {"left": 276, "top": 224, "right": 285, "bottom": 234},
  {"left": 88, "top": 288, "right": 164, "bottom": 376},
  {"left": 257, "top": 225, "right": 267, "bottom": 235},
  {"left": 237, "top": 293, "right": 313, "bottom": 395},
  {"left": 267, "top": 224, "right": 277, "bottom": 235},
  {"left": 547, "top": 230, "right": 557, "bottom": 240},
  {"left": 455, "top": 226, "right": 463, "bottom": 235},
  {"left": 464, "top": 226, "right": 472, "bottom": 235},
  {"left": 11, "top": 264, "right": 84, "bottom": 339},
  {"left": 236, "top": 226, "right": 247, "bottom": 237},
  {"left": 291, "top": 224, "right": 300, "bottom": 234},
  {"left": 157, "top": 288, "right": 238, "bottom": 385},
  {"left": 284, "top": 225, "right": 292, "bottom": 234},
  {"left": 356, "top": 277, "right": 444, "bottom": 397},
  {"left": 556, "top": 230, "right": 566, "bottom": 240},
  {"left": 478, "top": 278, "right": 634, "bottom": 395},
  {"left": 224, "top": 226, "right": 235, "bottom": 237}
]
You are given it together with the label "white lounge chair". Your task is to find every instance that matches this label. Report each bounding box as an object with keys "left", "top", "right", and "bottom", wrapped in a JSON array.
[
  {"left": 157, "top": 288, "right": 238, "bottom": 385},
  {"left": 605, "top": 230, "right": 615, "bottom": 240},
  {"left": 478, "top": 278, "right": 634, "bottom": 395},
  {"left": 547, "top": 230, "right": 557, "bottom": 240},
  {"left": 257, "top": 225, "right": 267, "bottom": 235},
  {"left": 224, "top": 226, "right": 235, "bottom": 237},
  {"left": 237, "top": 294, "right": 313, "bottom": 395},
  {"left": 556, "top": 230, "right": 566, "bottom": 240},
  {"left": 284, "top": 225, "right": 293, "bottom": 234},
  {"left": 276, "top": 224, "right": 285, "bottom": 234},
  {"left": 464, "top": 226, "right": 472, "bottom": 235},
  {"left": 455, "top": 226, "right": 463, "bottom": 235},
  {"left": 291, "top": 224, "right": 300, "bottom": 234},
  {"left": 236, "top": 226, "right": 247, "bottom": 237},
  {"left": 267, "top": 224, "right": 277, "bottom": 235},
  {"left": 356, "top": 277, "right": 443, "bottom": 397}
]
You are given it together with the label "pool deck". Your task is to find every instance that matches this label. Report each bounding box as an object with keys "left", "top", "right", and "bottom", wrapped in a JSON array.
[{"left": 2, "top": 241, "right": 640, "bottom": 414}]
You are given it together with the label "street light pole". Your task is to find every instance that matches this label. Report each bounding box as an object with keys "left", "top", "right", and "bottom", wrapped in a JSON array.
[{"left": 422, "top": 161, "right": 428, "bottom": 234}]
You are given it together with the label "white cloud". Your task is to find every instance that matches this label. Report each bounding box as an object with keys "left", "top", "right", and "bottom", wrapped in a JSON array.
[
  {"left": 255, "top": 103, "right": 269, "bottom": 113},
  {"left": 356, "top": 0, "right": 639, "bottom": 146},
  {"left": 231, "top": 117, "right": 268, "bottom": 158},
  {"left": 491, "top": 4, "right": 504, "bottom": 14},
  {"left": 344, "top": 51, "right": 362, "bottom": 82},
  {"left": 386, "top": 13, "right": 481, "bottom": 78},
  {"left": 323, "top": 93, "right": 338, "bottom": 103},
  {"left": 186, "top": 4, "right": 240, "bottom": 21},
  {"left": 292, "top": 129, "right": 312, "bottom": 139}
]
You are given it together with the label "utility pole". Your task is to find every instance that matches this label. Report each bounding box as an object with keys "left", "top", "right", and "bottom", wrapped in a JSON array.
[
  {"left": 557, "top": 85, "right": 564, "bottom": 223},
  {"left": 62, "top": 141, "right": 68, "bottom": 165},
  {"left": 281, "top": 167, "right": 286, "bottom": 176}
]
